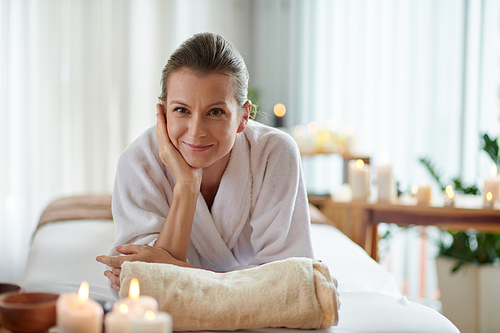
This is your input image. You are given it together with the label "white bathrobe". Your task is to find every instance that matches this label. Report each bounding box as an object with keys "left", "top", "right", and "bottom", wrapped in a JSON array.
[{"left": 108, "top": 120, "right": 314, "bottom": 278}]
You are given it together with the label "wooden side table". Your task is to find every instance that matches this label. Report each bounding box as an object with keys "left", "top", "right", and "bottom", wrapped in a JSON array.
[{"left": 309, "top": 195, "right": 500, "bottom": 260}]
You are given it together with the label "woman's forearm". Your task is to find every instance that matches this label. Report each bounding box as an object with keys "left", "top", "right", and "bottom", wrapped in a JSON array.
[{"left": 154, "top": 183, "right": 199, "bottom": 262}]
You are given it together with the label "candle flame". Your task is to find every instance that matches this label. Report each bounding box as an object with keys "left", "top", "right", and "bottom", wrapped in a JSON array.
[
  {"left": 355, "top": 159, "right": 364, "bottom": 169},
  {"left": 145, "top": 310, "right": 156, "bottom": 322},
  {"left": 411, "top": 185, "right": 418, "bottom": 195},
  {"left": 78, "top": 281, "right": 89, "bottom": 302},
  {"left": 273, "top": 103, "right": 286, "bottom": 118},
  {"left": 446, "top": 185, "right": 455, "bottom": 199},
  {"left": 486, "top": 192, "right": 493, "bottom": 201},
  {"left": 422, "top": 180, "right": 427, "bottom": 187},
  {"left": 119, "top": 303, "right": 129, "bottom": 314},
  {"left": 491, "top": 164, "right": 498, "bottom": 177},
  {"left": 129, "top": 278, "right": 140, "bottom": 301}
]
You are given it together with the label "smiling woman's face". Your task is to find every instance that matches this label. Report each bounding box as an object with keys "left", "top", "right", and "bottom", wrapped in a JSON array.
[{"left": 165, "top": 69, "right": 248, "bottom": 171}]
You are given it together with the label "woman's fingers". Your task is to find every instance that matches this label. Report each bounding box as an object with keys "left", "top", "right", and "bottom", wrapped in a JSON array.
[
  {"left": 156, "top": 104, "right": 168, "bottom": 141},
  {"left": 156, "top": 104, "right": 177, "bottom": 167},
  {"left": 115, "top": 244, "right": 144, "bottom": 255},
  {"left": 104, "top": 270, "right": 121, "bottom": 291},
  {"left": 96, "top": 254, "right": 126, "bottom": 268}
]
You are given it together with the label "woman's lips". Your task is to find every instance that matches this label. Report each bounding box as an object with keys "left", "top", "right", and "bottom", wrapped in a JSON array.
[{"left": 183, "top": 142, "right": 213, "bottom": 152}]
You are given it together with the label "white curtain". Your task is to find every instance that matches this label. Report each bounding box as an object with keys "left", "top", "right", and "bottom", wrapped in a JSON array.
[
  {"left": 1, "top": 0, "right": 499, "bottom": 287},
  {"left": 0, "top": 0, "right": 252, "bottom": 283},
  {"left": 251, "top": 0, "right": 499, "bottom": 194}
]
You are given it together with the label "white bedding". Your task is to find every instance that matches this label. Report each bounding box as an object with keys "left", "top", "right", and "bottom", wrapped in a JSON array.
[{"left": 20, "top": 220, "right": 459, "bottom": 333}]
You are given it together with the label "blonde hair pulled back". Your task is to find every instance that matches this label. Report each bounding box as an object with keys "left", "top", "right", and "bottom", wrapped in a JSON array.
[{"left": 159, "top": 32, "right": 250, "bottom": 110}]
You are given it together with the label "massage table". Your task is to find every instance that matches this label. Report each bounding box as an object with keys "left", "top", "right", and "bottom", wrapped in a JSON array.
[{"left": 20, "top": 195, "right": 459, "bottom": 332}]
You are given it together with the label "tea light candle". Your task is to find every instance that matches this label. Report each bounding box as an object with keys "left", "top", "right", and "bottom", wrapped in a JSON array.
[
  {"left": 484, "top": 191, "right": 494, "bottom": 208},
  {"left": 444, "top": 185, "right": 455, "bottom": 207},
  {"left": 483, "top": 164, "right": 500, "bottom": 205},
  {"left": 130, "top": 310, "right": 172, "bottom": 333},
  {"left": 113, "top": 278, "right": 158, "bottom": 316},
  {"left": 57, "top": 281, "right": 104, "bottom": 333},
  {"left": 348, "top": 159, "right": 370, "bottom": 201},
  {"left": 376, "top": 164, "right": 396, "bottom": 202},
  {"left": 105, "top": 303, "right": 131, "bottom": 333},
  {"left": 416, "top": 182, "right": 432, "bottom": 205}
]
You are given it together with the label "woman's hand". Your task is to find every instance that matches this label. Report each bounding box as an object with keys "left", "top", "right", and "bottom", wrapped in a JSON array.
[
  {"left": 156, "top": 103, "right": 202, "bottom": 193},
  {"left": 96, "top": 244, "right": 179, "bottom": 291}
]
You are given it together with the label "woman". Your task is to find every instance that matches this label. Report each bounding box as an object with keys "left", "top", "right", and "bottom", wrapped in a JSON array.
[{"left": 97, "top": 32, "right": 313, "bottom": 295}]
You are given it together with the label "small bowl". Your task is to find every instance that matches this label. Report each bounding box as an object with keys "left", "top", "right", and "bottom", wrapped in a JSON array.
[
  {"left": 0, "top": 291, "right": 59, "bottom": 333},
  {"left": 0, "top": 283, "right": 21, "bottom": 296}
]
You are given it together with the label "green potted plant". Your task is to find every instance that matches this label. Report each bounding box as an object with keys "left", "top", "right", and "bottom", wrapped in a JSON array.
[{"left": 421, "top": 133, "right": 500, "bottom": 333}]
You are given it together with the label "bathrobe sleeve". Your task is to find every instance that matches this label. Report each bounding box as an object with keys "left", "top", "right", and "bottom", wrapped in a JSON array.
[
  {"left": 246, "top": 126, "right": 314, "bottom": 265},
  {"left": 108, "top": 126, "right": 174, "bottom": 257}
]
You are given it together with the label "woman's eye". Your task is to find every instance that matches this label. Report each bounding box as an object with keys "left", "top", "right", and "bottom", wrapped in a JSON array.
[
  {"left": 174, "top": 107, "right": 188, "bottom": 114},
  {"left": 209, "top": 109, "right": 225, "bottom": 116}
]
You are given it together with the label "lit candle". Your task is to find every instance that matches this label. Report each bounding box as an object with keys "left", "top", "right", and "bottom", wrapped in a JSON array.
[
  {"left": 273, "top": 103, "right": 286, "bottom": 128},
  {"left": 105, "top": 303, "right": 131, "bottom": 333},
  {"left": 348, "top": 159, "right": 370, "bottom": 201},
  {"left": 113, "top": 278, "right": 158, "bottom": 316},
  {"left": 57, "top": 281, "right": 104, "bottom": 333},
  {"left": 483, "top": 164, "right": 500, "bottom": 205},
  {"left": 444, "top": 185, "right": 455, "bottom": 207},
  {"left": 376, "top": 164, "right": 396, "bottom": 203},
  {"left": 416, "top": 181, "right": 432, "bottom": 205},
  {"left": 484, "top": 191, "right": 494, "bottom": 208},
  {"left": 130, "top": 310, "right": 172, "bottom": 333},
  {"left": 411, "top": 184, "right": 419, "bottom": 196},
  {"left": 314, "top": 130, "right": 334, "bottom": 154}
]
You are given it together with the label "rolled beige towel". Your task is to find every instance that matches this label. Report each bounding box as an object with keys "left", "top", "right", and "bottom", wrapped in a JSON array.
[{"left": 120, "top": 257, "right": 340, "bottom": 331}]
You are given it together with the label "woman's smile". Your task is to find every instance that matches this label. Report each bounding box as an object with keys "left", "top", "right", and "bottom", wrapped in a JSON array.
[{"left": 183, "top": 142, "right": 214, "bottom": 152}]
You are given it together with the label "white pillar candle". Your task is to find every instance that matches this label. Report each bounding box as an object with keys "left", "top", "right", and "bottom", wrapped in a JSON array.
[
  {"left": 57, "top": 281, "right": 103, "bottom": 333},
  {"left": 483, "top": 164, "right": 500, "bottom": 205},
  {"left": 105, "top": 303, "right": 131, "bottom": 333},
  {"left": 348, "top": 159, "right": 370, "bottom": 201},
  {"left": 113, "top": 278, "right": 158, "bottom": 317},
  {"left": 376, "top": 165, "right": 396, "bottom": 202},
  {"left": 416, "top": 182, "right": 432, "bottom": 205},
  {"left": 130, "top": 310, "right": 172, "bottom": 333}
]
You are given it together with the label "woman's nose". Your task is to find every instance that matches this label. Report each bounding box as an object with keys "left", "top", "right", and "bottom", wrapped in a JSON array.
[{"left": 188, "top": 115, "right": 207, "bottom": 138}]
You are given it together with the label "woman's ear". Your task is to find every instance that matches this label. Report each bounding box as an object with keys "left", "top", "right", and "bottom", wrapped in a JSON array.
[{"left": 237, "top": 101, "right": 251, "bottom": 133}]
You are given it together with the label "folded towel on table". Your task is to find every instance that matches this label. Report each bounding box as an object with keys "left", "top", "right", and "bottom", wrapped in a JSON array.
[{"left": 120, "top": 257, "right": 340, "bottom": 331}]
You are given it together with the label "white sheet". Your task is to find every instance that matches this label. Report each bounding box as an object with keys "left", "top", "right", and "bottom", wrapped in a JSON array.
[
  {"left": 20, "top": 221, "right": 459, "bottom": 332},
  {"left": 21, "top": 220, "right": 116, "bottom": 302}
]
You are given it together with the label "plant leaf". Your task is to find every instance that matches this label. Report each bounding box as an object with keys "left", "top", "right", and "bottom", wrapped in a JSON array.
[
  {"left": 482, "top": 133, "right": 499, "bottom": 166},
  {"left": 418, "top": 157, "right": 446, "bottom": 191}
]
